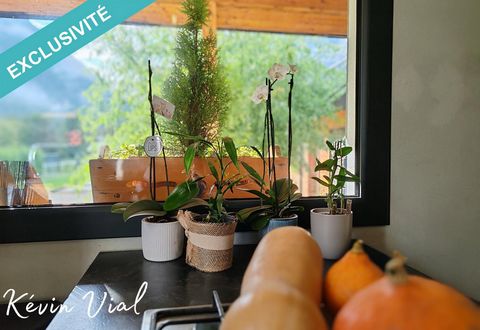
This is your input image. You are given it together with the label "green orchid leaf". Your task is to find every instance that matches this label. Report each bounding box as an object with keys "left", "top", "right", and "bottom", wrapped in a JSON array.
[
  {"left": 223, "top": 137, "right": 239, "bottom": 169},
  {"left": 250, "top": 215, "right": 270, "bottom": 231},
  {"left": 250, "top": 145, "right": 265, "bottom": 161},
  {"left": 340, "top": 167, "right": 360, "bottom": 180},
  {"left": 224, "top": 177, "right": 243, "bottom": 194},
  {"left": 311, "top": 176, "right": 330, "bottom": 187},
  {"left": 215, "top": 193, "right": 225, "bottom": 215},
  {"left": 111, "top": 202, "right": 131, "bottom": 214},
  {"left": 184, "top": 144, "right": 196, "bottom": 174},
  {"left": 326, "top": 140, "right": 335, "bottom": 150},
  {"left": 290, "top": 192, "right": 302, "bottom": 202},
  {"left": 272, "top": 178, "right": 291, "bottom": 203},
  {"left": 237, "top": 205, "right": 272, "bottom": 222},
  {"left": 242, "top": 189, "right": 271, "bottom": 201},
  {"left": 208, "top": 161, "right": 219, "bottom": 181},
  {"left": 315, "top": 159, "right": 335, "bottom": 171},
  {"left": 179, "top": 197, "right": 209, "bottom": 209},
  {"left": 241, "top": 161, "right": 265, "bottom": 187},
  {"left": 123, "top": 200, "right": 163, "bottom": 222},
  {"left": 336, "top": 146, "right": 353, "bottom": 157},
  {"left": 124, "top": 209, "right": 167, "bottom": 222},
  {"left": 280, "top": 205, "right": 304, "bottom": 217},
  {"left": 334, "top": 174, "right": 359, "bottom": 182},
  {"left": 163, "top": 181, "right": 200, "bottom": 211}
]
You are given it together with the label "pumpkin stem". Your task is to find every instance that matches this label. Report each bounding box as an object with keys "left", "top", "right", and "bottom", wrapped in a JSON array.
[
  {"left": 351, "top": 239, "right": 364, "bottom": 254},
  {"left": 386, "top": 251, "right": 408, "bottom": 284}
]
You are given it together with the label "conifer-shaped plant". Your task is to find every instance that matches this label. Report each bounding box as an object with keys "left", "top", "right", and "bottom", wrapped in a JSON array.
[{"left": 164, "top": 0, "right": 230, "bottom": 152}]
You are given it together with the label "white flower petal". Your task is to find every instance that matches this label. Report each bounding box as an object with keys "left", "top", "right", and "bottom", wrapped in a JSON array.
[
  {"left": 251, "top": 85, "right": 269, "bottom": 104},
  {"left": 268, "top": 63, "right": 289, "bottom": 81}
]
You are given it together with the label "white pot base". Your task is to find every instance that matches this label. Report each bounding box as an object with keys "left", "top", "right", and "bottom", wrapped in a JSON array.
[
  {"left": 310, "top": 208, "right": 352, "bottom": 259},
  {"left": 141, "top": 219, "right": 185, "bottom": 262}
]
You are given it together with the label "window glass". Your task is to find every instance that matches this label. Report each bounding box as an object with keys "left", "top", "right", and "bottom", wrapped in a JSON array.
[{"left": 0, "top": 17, "right": 352, "bottom": 206}]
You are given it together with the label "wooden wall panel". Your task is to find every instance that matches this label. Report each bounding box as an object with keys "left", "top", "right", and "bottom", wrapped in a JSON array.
[{"left": 0, "top": 0, "right": 347, "bottom": 36}]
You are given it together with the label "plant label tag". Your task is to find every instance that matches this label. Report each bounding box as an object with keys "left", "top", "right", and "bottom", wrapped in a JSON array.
[
  {"left": 144, "top": 135, "right": 163, "bottom": 157},
  {"left": 152, "top": 95, "right": 175, "bottom": 119}
]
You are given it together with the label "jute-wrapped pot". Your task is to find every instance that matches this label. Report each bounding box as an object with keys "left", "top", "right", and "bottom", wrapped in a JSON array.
[{"left": 177, "top": 210, "right": 237, "bottom": 272}]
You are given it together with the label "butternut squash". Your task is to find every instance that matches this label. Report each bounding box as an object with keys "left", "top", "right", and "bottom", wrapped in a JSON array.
[
  {"left": 324, "top": 240, "right": 383, "bottom": 314},
  {"left": 333, "top": 252, "right": 480, "bottom": 330},
  {"left": 221, "top": 283, "right": 328, "bottom": 330},
  {"left": 240, "top": 226, "right": 324, "bottom": 304}
]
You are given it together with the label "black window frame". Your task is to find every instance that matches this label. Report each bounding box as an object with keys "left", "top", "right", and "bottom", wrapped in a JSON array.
[{"left": 0, "top": 0, "right": 393, "bottom": 243}]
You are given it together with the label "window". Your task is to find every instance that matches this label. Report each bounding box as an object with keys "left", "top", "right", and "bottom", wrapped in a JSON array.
[
  {"left": 0, "top": 19, "right": 351, "bottom": 205},
  {"left": 0, "top": 0, "right": 393, "bottom": 243}
]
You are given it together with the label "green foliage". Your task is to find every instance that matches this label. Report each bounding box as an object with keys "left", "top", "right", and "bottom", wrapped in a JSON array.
[
  {"left": 311, "top": 139, "right": 359, "bottom": 214},
  {"left": 237, "top": 176, "right": 303, "bottom": 230},
  {"left": 110, "top": 144, "right": 145, "bottom": 159},
  {"left": 74, "top": 26, "right": 347, "bottom": 188},
  {"left": 176, "top": 135, "right": 242, "bottom": 223},
  {"left": 111, "top": 179, "right": 206, "bottom": 221},
  {"left": 163, "top": 0, "right": 230, "bottom": 152},
  {"left": 220, "top": 31, "right": 347, "bottom": 170}
]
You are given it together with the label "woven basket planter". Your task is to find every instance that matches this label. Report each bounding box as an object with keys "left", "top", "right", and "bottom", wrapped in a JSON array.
[{"left": 177, "top": 210, "right": 237, "bottom": 272}]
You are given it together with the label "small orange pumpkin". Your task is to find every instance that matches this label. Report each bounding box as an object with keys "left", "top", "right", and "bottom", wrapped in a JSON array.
[
  {"left": 324, "top": 240, "right": 383, "bottom": 314},
  {"left": 333, "top": 252, "right": 480, "bottom": 330}
]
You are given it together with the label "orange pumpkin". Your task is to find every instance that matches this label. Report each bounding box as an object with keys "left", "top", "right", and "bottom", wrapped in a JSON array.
[
  {"left": 333, "top": 252, "right": 480, "bottom": 330},
  {"left": 324, "top": 240, "right": 383, "bottom": 314},
  {"left": 221, "top": 283, "right": 328, "bottom": 330},
  {"left": 240, "top": 226, "right": 324, "bottom": 304}
]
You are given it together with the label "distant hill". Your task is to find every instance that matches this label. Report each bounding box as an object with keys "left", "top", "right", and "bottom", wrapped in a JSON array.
[{"left": 0, "top": 18, "right": 93, "bottom": 117}]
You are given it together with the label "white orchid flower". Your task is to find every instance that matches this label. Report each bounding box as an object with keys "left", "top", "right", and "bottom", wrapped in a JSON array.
[
  {"left": 251, "top": 85, "right": 269, "bottom": 104},
  {"left": 268, "top": 63, "right": 289, "bottom": 81},
  {"left": 289, "top": 64, "right": 298, "bottom": 74}
]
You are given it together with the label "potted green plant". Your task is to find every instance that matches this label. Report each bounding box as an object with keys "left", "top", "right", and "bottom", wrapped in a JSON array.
[
  {"left": 175, "top": 135, "right": 243, "bottom": 272},
  {"left": 238, "top": 63, "right": 303, "bottom": 236},
  {"left": 310, "top": 139, "right": 360, "bottom": 259},
  {"left": 110, "top": 60, "right": 207, "bottom": 263},
  {"left": 111, "top": 178, "right": 205, "bottom": 262}
]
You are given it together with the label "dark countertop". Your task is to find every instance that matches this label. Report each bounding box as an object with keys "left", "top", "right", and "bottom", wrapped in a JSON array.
[{"left": 47, "top": 244, "right": 416, "bottom": 330}]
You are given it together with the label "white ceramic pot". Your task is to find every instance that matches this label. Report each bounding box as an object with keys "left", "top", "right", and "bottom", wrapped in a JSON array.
[
  {"left": 310, "top": 208, "right": 352, "bottom": 259},
  {"left": 141, "top": 218, "right": 185, "bottom": 262}
]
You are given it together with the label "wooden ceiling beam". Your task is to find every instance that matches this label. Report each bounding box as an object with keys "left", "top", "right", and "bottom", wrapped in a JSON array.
[{"left": 0, "top": 0, "right": 347, "bottom": 36}]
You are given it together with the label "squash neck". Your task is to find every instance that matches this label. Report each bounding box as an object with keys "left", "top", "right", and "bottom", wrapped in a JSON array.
[
  {"left": 351, "top": 239, "right": 364, "bottom": 254},
  {"left": 386, "top": 251, "right": 409, "bottom": 284}
]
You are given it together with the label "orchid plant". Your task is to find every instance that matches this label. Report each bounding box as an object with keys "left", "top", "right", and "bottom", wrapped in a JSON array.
[
  {"left": 167, "top": 133, "right": 243, "bottom": 223},
  {"left": 111, "top": 61, "right": 206, "bottom": 223},
  {"left": 312, "top": 139, "right": 359, "bottom": 214},
  {"left": 238, "top": 63, "right": 303, "bottom": 230}
]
